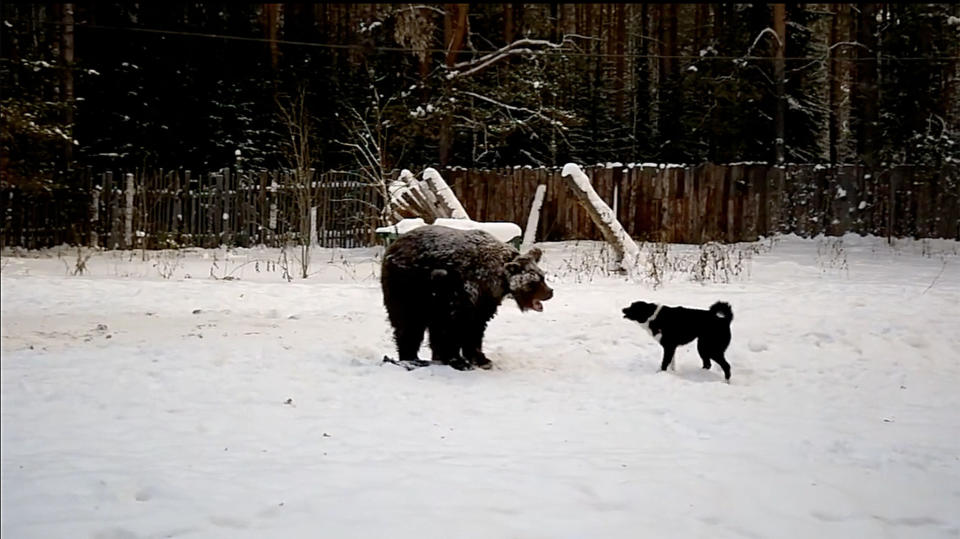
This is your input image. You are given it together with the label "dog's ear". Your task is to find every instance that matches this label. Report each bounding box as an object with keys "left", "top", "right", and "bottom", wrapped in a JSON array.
[{"left": 526, "top": 247, "right": 543, "bottom": 262}]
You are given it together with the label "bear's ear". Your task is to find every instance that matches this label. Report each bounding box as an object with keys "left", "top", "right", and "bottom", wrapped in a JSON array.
[
  {"left": 526, "top": 247, "right": 542, "bottom": 262},
  {"left": 505, "top": 261, "right": 522, "bottom": 275}
]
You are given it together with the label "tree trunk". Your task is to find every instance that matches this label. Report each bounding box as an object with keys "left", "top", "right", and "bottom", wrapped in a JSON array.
[
  {"left": 693, "top": 4, "right": 706, "bottom": 52},
  {"left": 854, "top": 3, "right": 879, "bottom": 167},
  {"left": 648, "top": 4, "right": 660, "bottom": 141},
  {"left": 948, "top": 4, "right": 960, "bottom": 142},
  {"left": 615, "top": 4, "right": 627, "bottom": 118},
  {"left": 634, "top": 2, "right": 650, "bottom": 159},
  {"left": 828, "top": 4, "right": 841, "bottom": 164},
  {"left": 61, "top": 3, "right": 75, "bottom": 168},
  {"left": 439, "top": 4, "right": 469, "bottom": 166},
  {"left": 560, "top": 3, "right": 576, "bottom": 37},
  {"left": 264, "top": 4, "right": 282, "bottom": 71},
  {"left": 657, "top": 4, "right": 678, "bottom": 156},
  {"left": 773, "top": 4, "right": 786, "bottom": 164}
]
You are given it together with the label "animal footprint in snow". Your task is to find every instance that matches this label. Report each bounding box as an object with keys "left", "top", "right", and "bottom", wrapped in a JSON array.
[{"left": 903, "top": 334, "right": 927, "bottom": 349}]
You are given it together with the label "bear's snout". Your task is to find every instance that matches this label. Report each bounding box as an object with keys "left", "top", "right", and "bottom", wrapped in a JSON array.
[{"left": 542, "top": 286, "right": 554, "bottom": 300}]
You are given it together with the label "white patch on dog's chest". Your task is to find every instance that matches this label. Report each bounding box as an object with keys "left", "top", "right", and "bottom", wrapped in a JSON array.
[{"left": 641, "top": 304, "right": 664, "bottom": 342}]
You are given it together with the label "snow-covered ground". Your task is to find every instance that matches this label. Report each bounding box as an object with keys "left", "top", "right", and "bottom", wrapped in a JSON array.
[{"left": 2, "top": 235, "right": 959, "bottom": 538}]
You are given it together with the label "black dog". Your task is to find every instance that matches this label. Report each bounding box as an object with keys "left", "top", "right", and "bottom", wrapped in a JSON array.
[{"left": 622, "top": 301, "right": 734, "bottom": 381}]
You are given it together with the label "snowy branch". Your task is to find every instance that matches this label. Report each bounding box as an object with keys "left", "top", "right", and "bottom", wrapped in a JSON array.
[
  {"left": 396, "top": 4, "right": 446, "bottom": 16},
  {"left": 746, "top": 28, "right": 782, "bottom": 57},
  {"left": 447, "top": 37, "right": 574, "bottom": 79},
  {"left": 827, "top": 40, "right": 870, "bottom": 53}
]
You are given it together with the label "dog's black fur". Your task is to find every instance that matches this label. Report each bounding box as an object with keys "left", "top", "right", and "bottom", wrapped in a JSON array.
[{"left": 622, "top": 300, "right": 734, "bottom": 380}]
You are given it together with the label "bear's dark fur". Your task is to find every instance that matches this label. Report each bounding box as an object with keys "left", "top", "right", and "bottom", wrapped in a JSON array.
[{"left": 381, "top": 225, "right": 554, "bottom": 370}]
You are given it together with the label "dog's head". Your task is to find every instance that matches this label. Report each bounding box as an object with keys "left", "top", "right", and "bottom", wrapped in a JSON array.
[
  {"left": 622, "top": 301, "right": 658, "bottom": 323},
  {"left": 505, "top": 247, "right": 553, "bottom": 312}
]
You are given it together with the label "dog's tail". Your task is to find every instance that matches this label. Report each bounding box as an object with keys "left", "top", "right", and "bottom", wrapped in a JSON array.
[{"left": 709, "top": 301, "right": 733, "bottom": 324}]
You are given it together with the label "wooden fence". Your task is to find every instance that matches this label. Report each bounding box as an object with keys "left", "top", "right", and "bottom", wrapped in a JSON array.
[
  {"left": 446, "top": 163, "right": 960, "bottom": 243},
  {"left": 2, "top": 168, "right": 383, "bottom": 250},
  {"left": 2, "top": 164, "right": 958, "bottom": 250}
]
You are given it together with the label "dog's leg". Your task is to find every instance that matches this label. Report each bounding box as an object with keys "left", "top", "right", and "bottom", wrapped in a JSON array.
[
  {"left": 697, "top": 340, "right": 713, "bottom": 370},
  {"left": 660, "top": 345, "right": 677, "bottom": 372},
  {"left": 713, "top": 354, "right": 732, "bottom": 381}
]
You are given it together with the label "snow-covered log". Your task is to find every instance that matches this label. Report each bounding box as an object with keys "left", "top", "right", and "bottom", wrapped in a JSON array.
[
  {"left": 561, "top": 163, "right": 640, "bottom": 272},
  {"left": 385, "top": 169, "right": 436, "bottom": 223},
  {"left": 423, "top": 168, "right": 469, "bottom": 220},
  {"left": 521, "top": 184, "right": 546, "bottom": 251},
  {"left": 384, "top": 168, "right": 470, "bottom": 224}
]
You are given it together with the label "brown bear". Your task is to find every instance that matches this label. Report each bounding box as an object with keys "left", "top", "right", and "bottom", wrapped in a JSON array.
[{"left": 381, "top": 225, "right": 554, "bottom": 370}]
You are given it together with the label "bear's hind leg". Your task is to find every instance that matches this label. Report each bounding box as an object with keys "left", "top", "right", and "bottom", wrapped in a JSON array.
[
  {"left": 429, "top": 321, "right": 468, "bottom": 369},
  {"left": 393, "top": 320, "right": 426, "bottom": 363}
]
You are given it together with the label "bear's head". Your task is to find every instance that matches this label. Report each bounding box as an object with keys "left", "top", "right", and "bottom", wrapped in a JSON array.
[{"left": 505, "top": 247, "right": 553, "bottom": 312}]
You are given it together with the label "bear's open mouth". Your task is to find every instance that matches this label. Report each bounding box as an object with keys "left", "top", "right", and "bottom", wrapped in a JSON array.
[{"left": 531, "top": 299, "right": 544, "bottom": 312}]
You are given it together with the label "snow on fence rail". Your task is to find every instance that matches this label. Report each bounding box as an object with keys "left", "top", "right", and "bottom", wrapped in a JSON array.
[{"left": 2, "top": 164, "right": 958, "bottom": 250}]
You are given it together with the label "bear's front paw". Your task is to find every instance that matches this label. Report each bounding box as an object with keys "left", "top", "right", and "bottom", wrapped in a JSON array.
[
  {"left": 448, "top": 357, "right": 474, "bottom": 371},
  {"left": 473, "top": 356, "right": 493, "bottom": 370}
]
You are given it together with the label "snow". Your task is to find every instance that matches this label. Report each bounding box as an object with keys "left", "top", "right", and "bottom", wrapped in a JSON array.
[
  {"left": 376, "top": 217, "right": 427, "bottom": 236},
  {"left": 376, "top": 218, "right": 522, "bottom": 244},
  {"left": 431, "top": 218, "right": 521, "bottom": 243},
  {"left": 2, "top": 235, "right": 960, "bottom": 538}
]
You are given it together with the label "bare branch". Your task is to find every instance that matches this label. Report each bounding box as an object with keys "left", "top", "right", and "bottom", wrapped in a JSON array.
[
  {"left": 447, "top": 37, "right": 574, "bottom": 78},
  {"left": 460, "top": 90, "right": 560, "bottom": 127}
]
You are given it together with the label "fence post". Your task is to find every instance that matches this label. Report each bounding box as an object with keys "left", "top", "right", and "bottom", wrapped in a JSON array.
[
  {"left": 89, "top": 184, "right": 100, "bottom": 248},
  {"left": 258, "top": 171, "right": 267, "bottom": 245},
  {"left": 123, "top": 173, "right": 134, "bottom": 249},
  {"left": 268, "top": 172, "right": 278, "bottom": 237},
  {"left": 221, "top": 167, "right": 232, "bottom": 246},
  {"left": 206, "top": 172, "right": 216, "bottom": 248},
  {"left": 172, "top": 170, "right": 182, "bottom": 240},
  {"left": 310, "top": 206, "right": 318, "bottom": 247}
]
